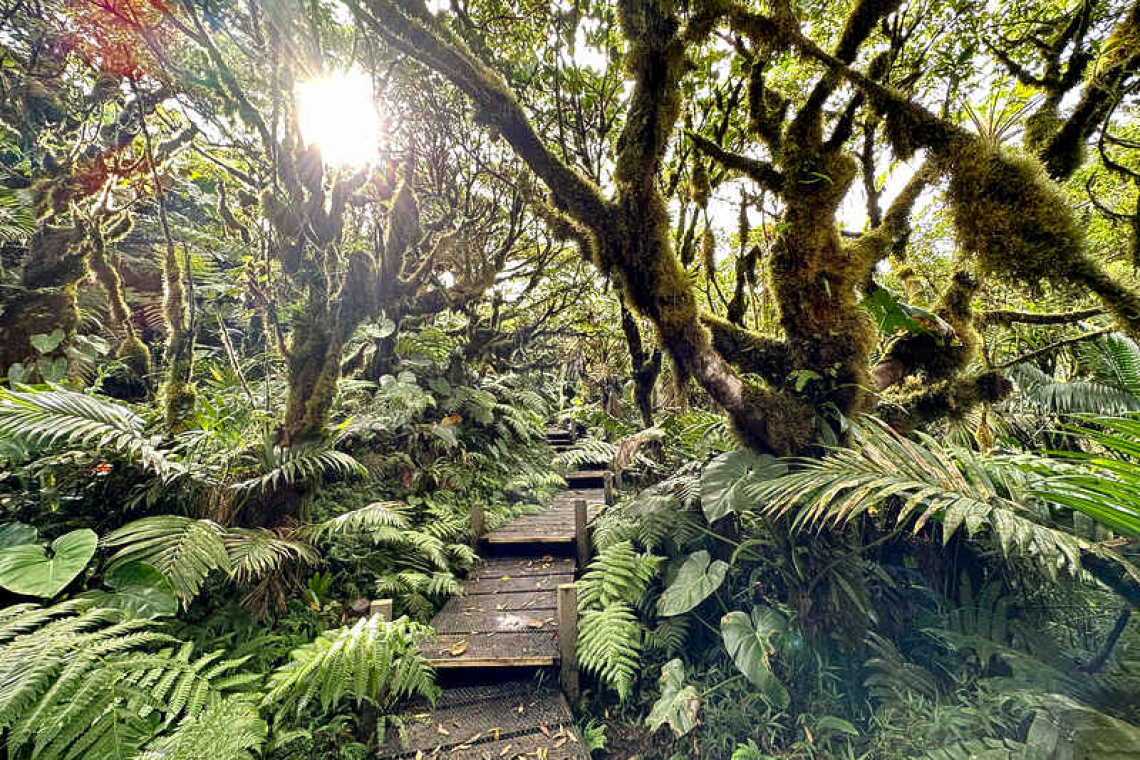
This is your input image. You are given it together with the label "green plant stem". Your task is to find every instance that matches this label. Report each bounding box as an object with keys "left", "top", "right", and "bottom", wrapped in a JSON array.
[
  {"left": 805, "top": 522, "right": 910, "bottom": 596},
  {"left": 700, "top": 673, "right": 745, "bottom": 698}
]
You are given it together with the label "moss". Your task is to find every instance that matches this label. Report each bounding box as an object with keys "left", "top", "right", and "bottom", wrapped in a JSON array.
[
  {"left": 733, "top": 381, "right": 816, "bottom": 457},
  {"left": 115, "top": 334, "right": 152, "bottom": 379},
  {"left": 880, "top": 370, "right": 1012, "bottom": 432},
  {"left": 702, "top": 313, "right": 792, "bottom": 385},
  {"left": 942, "top": 139, "right": 1140, "bottom": 339},
  {"left": 690, "top": 158, "right": 710, "bottom": 208},
  {"left": 701, "top": 225, "right": 716, "bottom": 278}
]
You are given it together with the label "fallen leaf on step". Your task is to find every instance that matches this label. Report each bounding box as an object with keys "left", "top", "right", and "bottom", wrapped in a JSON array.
[
  {"left": 516, "top": 703, "right": 525, "bottom": 714},
  {"left": 501, "top": 575, "right": 511, "bottom": 581},
  {"left": 492, "top": 727, "right": 501, "bottom": 741},
  {"left": 541, "top": 555, "right": 554, "bottom": 562},
  {"left": 525, "top": 618, "right": 545, "bottom": 629},
  {"left": 553, "top": 734, "right": 568, "bottom": 749},
  {"left": 448, "top": 641, "right": 468, "bottom": 656},
  {"left": 437, "top": 723, "right": 450, "bottom": 736},
  {"left": 539, "top": 725, "right": 550, "bottom": 737},
  {"left": 499, "top": 744, "right": 512, "bottom": 757}
]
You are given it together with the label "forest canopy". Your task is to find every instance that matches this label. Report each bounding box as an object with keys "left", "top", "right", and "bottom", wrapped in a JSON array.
[{"left": 2, "top": 0, "right": 1140, "bottom": 757}]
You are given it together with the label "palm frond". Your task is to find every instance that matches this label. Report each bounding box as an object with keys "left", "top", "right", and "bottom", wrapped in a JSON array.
[
  {"left": 1010, "top": 363, "right": 1140, "bottom": 415},
  {"left": 103, "top": 516, "right": 232, "bottom": 604},
  {"left": 232, "top": 444, "right": 365, "bottom": 495},
  {"left": 0, "top": 389, "right": 177, "bottom": 475},
  {"left": 1033, "top": 415, "right": 1140, "bottom": 537},
  {"left": 308, "top": 501, "right": 411, "bottom": 540},
  {"left": 752, "top": 418, "right": 1135, "bottom": 582}
]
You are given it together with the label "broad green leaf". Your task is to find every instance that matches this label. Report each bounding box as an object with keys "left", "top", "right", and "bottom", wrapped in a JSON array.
[
  {"left": 720, "top": 605, "right": 789, "bottom": 708},
  {"left": 701, "top": 450, "right": 786, "bottom": 522},
  {"left": 645, "top": 659, "right": 701, "bottom": 737},
  {"left": 431, "top": 422, "right": 458, "bottom": 448},
  {"left": 101, "top": 561, "right": 178, "bottom": 619},
  {"left": 657, "top": 550, "right": 728, "bottom": 617},
  {"left": 0, "top": 528, "right": 97, "bottom": 597},
  {"left": 30, "top": 328, "right": 64, "bottom": 354},
  {"left": 370, "top": 316, "right": 397, "bottom": 339},
  {"left": 0, "top": 522, "right": 37, "bottom": 549},
  {"left": 861, "top": 287, "right": 936, "bottom": 336}
]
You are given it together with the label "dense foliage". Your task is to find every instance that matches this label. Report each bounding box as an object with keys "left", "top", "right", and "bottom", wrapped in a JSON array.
[{"left": 2, "top": 0, "right": 1140, "bottom": 756}]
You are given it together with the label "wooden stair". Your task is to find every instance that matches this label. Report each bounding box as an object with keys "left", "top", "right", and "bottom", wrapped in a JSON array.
[{"left": 377, "top": 427, "right": 611, "bottom": 759}]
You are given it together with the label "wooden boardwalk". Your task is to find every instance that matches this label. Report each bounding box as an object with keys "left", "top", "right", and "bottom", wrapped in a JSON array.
[{"left": 377, "top": 428, "right": 607, "bottom": 760}]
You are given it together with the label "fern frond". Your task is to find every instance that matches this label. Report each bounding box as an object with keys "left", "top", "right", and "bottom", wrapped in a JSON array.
[
  {"left": 0, "top": 602, "right": 252, "bottom": 760},
  {"left": 139, "top": 696, "right": 267, "bottom": 760},
  {"left": 263, "top": 615, "right": 438, "bottom": 720},
  {"left": 579, "top": 541, "right": 662, "bottom": 609},
  {"left": 577, "top": 603, "right": 642, "bottom": 700},
  {"left": 553, "top": 438, "right": 616, "bottom": 470},
  {"left": 753, "top": 418, "right": 1128, "bottom": 581}
]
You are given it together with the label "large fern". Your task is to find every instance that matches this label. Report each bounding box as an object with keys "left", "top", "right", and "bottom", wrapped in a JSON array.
[
  {"left": 308, "top": 500, "right": 412, "bottom": 539},
  {"left": 0, "top": 602, "right": 257, "bottom": 760},
  {"left": 104, "top": 517, "right": 317, "bottom": 605},
  {"left": 576, "top": 542, "right": 662, "bottom": 699},
  {"left": 0, "top": 389, "right": 178, "bottom": 475},
  {"left": 262, "top": 614, "right": 438, "bottom": 741},
  {"left": 138, "top": 696, "right": 267, "bottom": 760},
  {"left": 577, "top": 604, "right": 643, "bottom": 700}
]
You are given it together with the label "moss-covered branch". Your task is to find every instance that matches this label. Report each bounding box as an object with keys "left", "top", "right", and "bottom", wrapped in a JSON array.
[
  {"left": 980, "top": 307, "right": 1105, "bottom": 328},
  {"left": 687, "top": 131, "right": 786, "bottom": 193}
]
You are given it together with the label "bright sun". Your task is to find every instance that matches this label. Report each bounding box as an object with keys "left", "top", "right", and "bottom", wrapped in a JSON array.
[{"left": 296, "top": 72, "right": 381, "bottom": 168}]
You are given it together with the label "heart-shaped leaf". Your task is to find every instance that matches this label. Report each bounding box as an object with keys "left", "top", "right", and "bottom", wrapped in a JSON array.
[
  {"left": 0, "top": 528, "right": 97, "bottom": 597},
  {"left": 701, "top": 450, "right": 787, "bottom": 522},
  {"left": 0, "top": 522, "right": 37, "bottom": 549},
  {"left": 657, "top": 550, "right": 728, "bottom": 617},
  {"left": 646, "top": 659, "right": 701, "bottom": 737},
  {"left": 30, "top": 328, "right": 64, "bottom": 354},
  {"left": 100, "top": 562, "right": 178, "bottom": 619},
  {"left": 720, "top": 605, "right": 789, "bottom": 708}
]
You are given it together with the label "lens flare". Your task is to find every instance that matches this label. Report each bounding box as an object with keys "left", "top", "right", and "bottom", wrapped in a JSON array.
[{"left": 296, "top": 72, "right": 380, "bottom": 167}]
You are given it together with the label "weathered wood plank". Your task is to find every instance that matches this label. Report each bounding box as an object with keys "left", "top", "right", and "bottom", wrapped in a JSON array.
[
  {"left": 426, "top": 631, "right": 558, "bottom": 667},
  {"left": 459, "top": 574, "right": 573, "bottom": 594}
]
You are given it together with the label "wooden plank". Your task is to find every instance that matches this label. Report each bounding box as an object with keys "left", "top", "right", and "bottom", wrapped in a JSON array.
[
  {"left": 483, "top": 533, "right": 575, "bottom": 544},
  {"left": 426, "top": 631, "right": 558, "bottom": 667},
  {"left": 574, "top": 499, "right": 589, "bottom": 569},
  {"left": 432, "top": 609, "right": 557, "bottom": 634},
  {"left": 558, "top": 584, "right": 579, "bottom": 700},
  {"left": 467, "top": 557, "right": 575, "bottom": 579},
  {"left": 459, "top": 574, "right": 573, "bottom": 594},
  {"left": 437, "top": 591, "right": 556, "bottom": 615},
  {"left": 377, "top": 681, "right": 586, "bottom": 760}
]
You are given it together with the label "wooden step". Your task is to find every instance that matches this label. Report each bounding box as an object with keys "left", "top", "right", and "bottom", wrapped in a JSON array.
[
  {"left": 427, "top": 631, "right": 559, "bottom": 668},
  {"left": 563, "top": 469, "right": 608, "bottom": 488},
  {"left": 377, "top": 681, "right": 586, "bottom": 759},
  {"left": 482, "top": 502, "right": 602, "bottom": 546}
]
